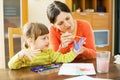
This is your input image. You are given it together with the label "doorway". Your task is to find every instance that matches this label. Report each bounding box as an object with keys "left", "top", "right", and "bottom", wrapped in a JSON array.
[{"left": 114, "top": 0, "right": 120, "bottom": 55}]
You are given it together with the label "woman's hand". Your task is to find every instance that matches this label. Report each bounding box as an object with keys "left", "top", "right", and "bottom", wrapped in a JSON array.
[
  {"left": 60, "top": 32, "right": 74, "bottom": 48},
  {"left": 74, "top": 46, "right": 85, "bottom": 55},
  {"left": 18, "top": 49, "right": 40, "bottom": 60},
  {"left": 73, "top": 37, "right": 86, "bottom": 55}
]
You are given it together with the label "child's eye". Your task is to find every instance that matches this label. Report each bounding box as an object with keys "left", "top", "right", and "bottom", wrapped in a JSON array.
[
  {"left": 42, "top": 36, "right": 49, "bottom": 40},
  {"left": 40, "top": 37, "right": 45, "bottom": 40},
  {"left": 45, "top": 36, "right": 49, "bottom": 39}
]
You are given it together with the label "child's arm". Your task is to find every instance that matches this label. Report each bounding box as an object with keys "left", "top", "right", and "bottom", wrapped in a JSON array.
[
  {"left": 49, "top": 38, "right": 86, "bottom": 63},
  {"left": 8, "top": 51, "right": 31, "bottom": 69},
  {"left": 49, "top": 49, "right": 77, "bottom": 63}
]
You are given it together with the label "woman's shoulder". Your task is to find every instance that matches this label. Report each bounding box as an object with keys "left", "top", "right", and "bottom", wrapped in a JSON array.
[
  {"left": 50, "top": 25, "right": 55, "bottom": 30},
  {"left": 49, "top": 25, "right": 61, "bottom": 37},
  {"left": 76, "top": 19, "right": 92, "bottom": 31},
  {"left": 76, "top": 19, "right": 91, "bottom": 27},
  {"left": 76, "top": 19, "right": 90, "bottom": 25},
  {"left": 50, "top": 25, "right": 59, "bottom": 32}
]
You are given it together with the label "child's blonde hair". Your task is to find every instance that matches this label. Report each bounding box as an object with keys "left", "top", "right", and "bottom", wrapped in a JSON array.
[{"left": 23, "top": 22, "right": 49, "bottom": 48}]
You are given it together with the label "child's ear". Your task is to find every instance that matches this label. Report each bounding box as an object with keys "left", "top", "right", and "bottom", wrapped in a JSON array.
[{"left": 26, "top": 38, "right": 34, "bottom": 45}]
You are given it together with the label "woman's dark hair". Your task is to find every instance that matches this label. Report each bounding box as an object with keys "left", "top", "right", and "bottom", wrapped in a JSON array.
[{"left": 47, "top": 1, "right": 71, "bottom": 24}]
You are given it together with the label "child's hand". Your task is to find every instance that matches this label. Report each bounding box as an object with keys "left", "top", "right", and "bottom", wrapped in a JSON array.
[{"left": 18, "top": 49, "right": 40, "bottom": 60}]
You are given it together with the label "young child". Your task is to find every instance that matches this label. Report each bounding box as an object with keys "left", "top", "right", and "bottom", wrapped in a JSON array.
[{"left": 8, "top": 22, "right": 80, "bottom": 69}]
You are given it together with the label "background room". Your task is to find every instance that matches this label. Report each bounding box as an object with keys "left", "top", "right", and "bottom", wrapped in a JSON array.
[{"left": 0, "top": 0, "right": 116, "bottom": 69}]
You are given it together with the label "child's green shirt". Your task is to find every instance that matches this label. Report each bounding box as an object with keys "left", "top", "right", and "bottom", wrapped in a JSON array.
[{"left": 8, "top": 48, "right": 77, "bottom": 69}]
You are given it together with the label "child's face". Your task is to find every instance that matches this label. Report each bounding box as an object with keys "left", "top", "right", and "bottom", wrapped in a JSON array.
[{"left": 34, "top": 34, "right": 49, "bottom": 50}]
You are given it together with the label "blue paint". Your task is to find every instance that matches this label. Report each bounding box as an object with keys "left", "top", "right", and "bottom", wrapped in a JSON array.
[{"left": 74, "top": 37, "right": 86, "bottom": 51}]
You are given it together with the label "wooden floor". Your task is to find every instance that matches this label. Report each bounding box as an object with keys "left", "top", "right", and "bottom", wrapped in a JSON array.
[{"left": 5, "top": 38, "right": 21, "bottom": 68}]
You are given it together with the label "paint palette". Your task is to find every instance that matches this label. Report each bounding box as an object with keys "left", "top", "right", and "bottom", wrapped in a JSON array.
[{"left": 31, "top": 64, "right": 60, "bottom": 73}]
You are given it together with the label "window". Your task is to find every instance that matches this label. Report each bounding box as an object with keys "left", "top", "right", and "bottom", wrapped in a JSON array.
[{"left": 93, "top": 30, "right": 109, "bottom": 47}]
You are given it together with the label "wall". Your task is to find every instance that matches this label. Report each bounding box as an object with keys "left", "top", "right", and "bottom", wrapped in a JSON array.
[
  {"left": 28, "top": 0, "right": 65, "bottom": 27},
  {"left": 0, "top": 0, "right": 6, "bottom": 69}
]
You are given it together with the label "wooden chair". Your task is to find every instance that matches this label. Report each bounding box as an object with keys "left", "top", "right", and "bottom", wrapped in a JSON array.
[{"left": 8, "top": 28, "right": 22, "bottom": 59}]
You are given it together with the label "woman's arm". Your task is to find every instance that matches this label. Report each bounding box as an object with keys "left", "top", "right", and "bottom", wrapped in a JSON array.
[
  {"left": 49, "top": 26, "right": 72, "bottom": 54},
  {"left": 78, "top": 20, "right": 96, "bottom": 59}
]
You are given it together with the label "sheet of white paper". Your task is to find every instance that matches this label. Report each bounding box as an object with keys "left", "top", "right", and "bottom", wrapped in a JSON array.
[
  {"left": 64, "top": 75, "right": 113, "bottom": 80},
  {"left": 64, "top": 75, "right": 95, "bottom": 80},
  {"left": 58, "top": 63, "right": 96, "bottom": 75}
]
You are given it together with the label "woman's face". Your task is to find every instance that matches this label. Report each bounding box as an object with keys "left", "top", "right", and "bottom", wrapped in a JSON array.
[{"left": 53, "top": 12, "right": 75, "bottom": 33}]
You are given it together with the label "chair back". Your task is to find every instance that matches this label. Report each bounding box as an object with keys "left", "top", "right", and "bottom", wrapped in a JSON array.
[{"left": 8, "top": 28, "right": 22, "bottom": 59}]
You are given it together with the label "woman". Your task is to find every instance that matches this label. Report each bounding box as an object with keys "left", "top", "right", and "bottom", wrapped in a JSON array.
[{"left": 47, "top": 1, "right": 96, "bottom": 61}]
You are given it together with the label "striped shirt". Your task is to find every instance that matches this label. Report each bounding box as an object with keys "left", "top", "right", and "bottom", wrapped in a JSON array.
[{"left": 8, "top": 48, "right": 76, "bottom": 69}]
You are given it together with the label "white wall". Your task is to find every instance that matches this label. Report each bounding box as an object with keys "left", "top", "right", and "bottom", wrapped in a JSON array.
[
  {"left": 0, "top": 0, "right": 6, "bottom": 69},
  {"left": 28, "top": 0, "right": 65, "bottom": 27}
]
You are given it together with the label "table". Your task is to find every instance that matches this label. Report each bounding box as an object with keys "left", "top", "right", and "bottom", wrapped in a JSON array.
[{"left": 0, "top": 57, "right": 120, "bottom": 80}]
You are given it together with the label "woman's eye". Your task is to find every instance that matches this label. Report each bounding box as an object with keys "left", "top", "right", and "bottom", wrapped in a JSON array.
[
  {"left": 66, "top": 17, "right": 70, "bottom": 20},
  {"left": 58, "top": 21, "right": 63, "bottom": 25}
]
